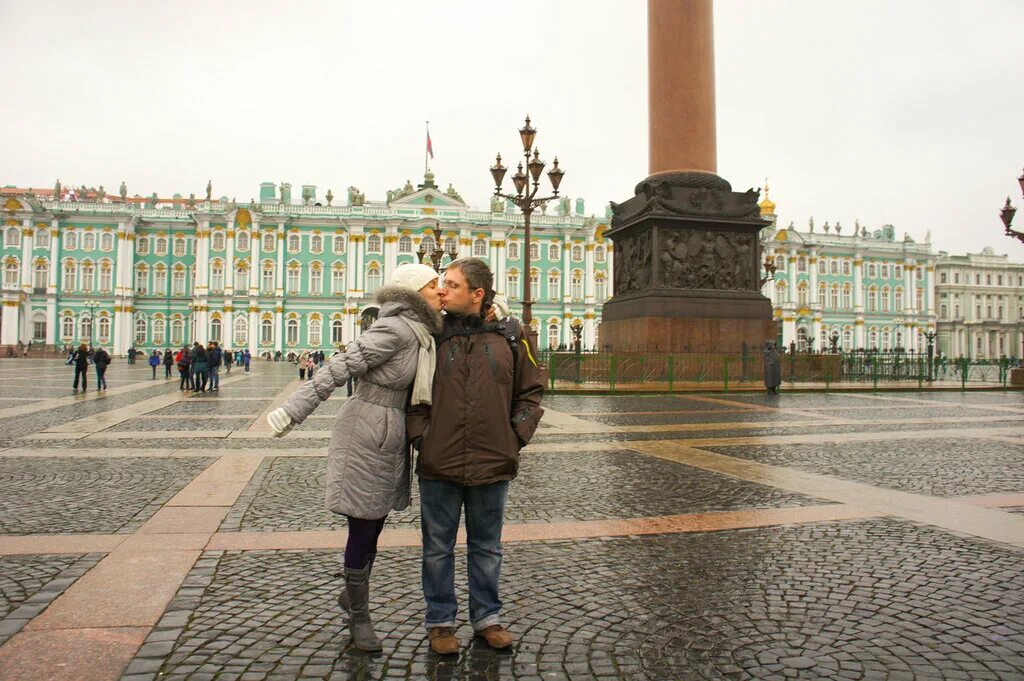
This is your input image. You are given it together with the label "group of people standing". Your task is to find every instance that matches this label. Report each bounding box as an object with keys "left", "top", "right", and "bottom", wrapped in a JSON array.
[
  {"left": 69, "top": 344, "right": 111, "bottom": 392},
  {"left": 296, "top": 350, "right": 326, "bottom": 380},
  {"left": 163, "top": 342, "right": 228, "bottom": 392},
  {"left": 268, "top": 259, "right": 543, "bottom": 656}
]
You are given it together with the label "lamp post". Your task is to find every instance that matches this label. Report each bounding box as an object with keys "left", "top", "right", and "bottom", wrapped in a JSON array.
[
  {"left": 829, "top": 330, "right": 840, "bottom": 354},
  {"left": 489, "top": 115, "right": 565, "bottom": 348},
  {"left": 998, "top": 167, "right": 1024, "bottom": 244},
  {"left": 416, "top": 220, "right": 458, "bottom": 273},
  {"left": 759, "top": 256, "right": 777, "bottom": 286},
  {"left": 83, "top": 300, "right": 101, "bottom": 348},
  {"left": 923, "top": 329, "right": 937, "bottom": 382}
]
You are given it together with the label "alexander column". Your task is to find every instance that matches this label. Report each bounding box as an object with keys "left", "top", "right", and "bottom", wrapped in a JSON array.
[{"left": 601, "top": 0, "right": 776, "bottom": 353}]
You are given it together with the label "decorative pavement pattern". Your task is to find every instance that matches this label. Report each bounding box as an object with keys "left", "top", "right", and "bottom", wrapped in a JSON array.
[{"left": 0, "top": 359, "right": 1020, "bottom": 681}]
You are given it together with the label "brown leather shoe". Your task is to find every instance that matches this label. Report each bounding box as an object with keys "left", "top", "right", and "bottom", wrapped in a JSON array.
[
  {"left": 428, "top": 627, "right": 459, "bottom": 655},
  {"left": 475, "top": 624, "right": 513, "bottom": 649}
]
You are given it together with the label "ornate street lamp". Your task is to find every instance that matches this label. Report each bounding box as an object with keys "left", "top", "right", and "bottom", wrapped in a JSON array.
[
  {"left": 416, "top": 220, "right": 457, "bottom": 273},
  {"left": 760, "top": 256, "right": 778, "bottom": 286},
  {"left": 998, "top": 167, "right": 1024, "bottom": 244},
  {"left": 829, "top": 330, "right": 840, "bottom": 354},
  {"left": 83, "top": 300, "right": 101, "bottom": 348},
  {"left": 923, "top": 329, "right": 937, "bottom": 382},
  {"left": 489, "top": 115, "right": 565, "bottom": 347}
]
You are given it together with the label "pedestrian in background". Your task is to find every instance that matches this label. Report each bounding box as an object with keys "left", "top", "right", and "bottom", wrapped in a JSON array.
[
  {"left": 763, "top": 340, "right": 781, "bottom": 395},
  {"left": 163, "top": 348, "right": 174, "bottom": 378},
  {"left": 192, "top": 343, "right": 209, "bottom": 393},
  {"left": 298, "top": 351, "right": 308, "bottom": 380},
  {"left": 148, "top": 350, "right": 160, "bottom": 379},
  {"left": 224, "top": 348, "right": 233, "bottom": 374},
  {"left": 207, "top": 341, "right": 222, "bottom": 391},
  {"left": 72, "top": 343, "right": 89, "bottom": 392},
  {"left": 176, "top": 346, "right": 192, "bottom": 391},
  {"left": 243, "top": 349, "right": 251, "bottom": 373},
  {"left": 94, "top": 346, "right": 111, "bottom": 391}
]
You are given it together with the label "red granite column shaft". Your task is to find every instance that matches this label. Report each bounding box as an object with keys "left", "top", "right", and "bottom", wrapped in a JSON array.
[{"left": 647, "top": 0, "right": 717, "bottom": 177}]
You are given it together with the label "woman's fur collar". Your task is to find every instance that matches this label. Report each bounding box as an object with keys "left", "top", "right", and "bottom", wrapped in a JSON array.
[{"left": 375, "top": 285, "right": 443, "bottom": 334}]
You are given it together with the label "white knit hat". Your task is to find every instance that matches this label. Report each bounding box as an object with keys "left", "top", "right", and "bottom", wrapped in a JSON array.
[{"left": 388, "top": 263, "right": 439, "bottom": 293}]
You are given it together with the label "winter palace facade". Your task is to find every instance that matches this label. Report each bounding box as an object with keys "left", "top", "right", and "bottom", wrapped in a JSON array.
[{"left": 0, "top": 173, "right": 612, "bottom": 356}]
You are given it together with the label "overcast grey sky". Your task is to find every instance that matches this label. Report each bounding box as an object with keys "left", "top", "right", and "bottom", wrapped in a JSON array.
[{"left": 2, "top": 0, "right": 1022, "bottom": 259}]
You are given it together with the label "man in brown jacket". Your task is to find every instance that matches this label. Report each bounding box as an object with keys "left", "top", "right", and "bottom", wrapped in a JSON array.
[{"left": 407, "top": 257, "right": 544, "bottom": 655}]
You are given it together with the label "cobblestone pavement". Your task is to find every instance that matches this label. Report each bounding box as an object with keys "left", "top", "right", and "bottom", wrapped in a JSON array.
[{"left": 0, "top": 359, "right": 1020, "bottom": 681}]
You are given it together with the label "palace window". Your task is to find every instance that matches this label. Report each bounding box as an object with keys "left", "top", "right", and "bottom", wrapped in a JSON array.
[
  {"left": 818, "top": 259, "right": 827, "bottom": 275},
  {"left": 237, "top": 231, "right": 249, "bottom": 251},
  {"left": 366, "top": 235, "right": 382, "bottom": 254},
  {"left": 894, "top": 265, "right": 903, "bottom": 279},
  {"left": 894, "top": 288, "right": 904, "bottom": 310},
  {"left": 5, "top": 226, "right": 20, "bottom": 247},
  {"left": 212, "top": 232, "right": 225, "bottom": 251},
  {"left": 210, "top": 263, "right": 224, "bottom": 292},
  {"left": 776, "top": 255, "right": 785, "bottom": 272},
  {"left": 153, "top": 318, "right": 165, "bottom": 344},
  {"left": 867, "top": 287, "right": 878, "bottom": 312},
  {"left": 829, "top": 284, "right": 839, "bottom": 309},
  {"left": 507, "top": 242, "right": 519, "bottom": 261},
  {"left": 829, "top": 260, "right": 838, "bottom": 275},
  {"left": 548, "top": 271, "right": 561, "bottom": 301},
  {"left": 80, "top": 262, "right": 94, "bottom": 293},
  {"left": 136, "top": 237, "right": 149, "bottom": 255},
  {"left": 288, "top": 234, "right": 300, "bottom": 252},
  {"left": 774, "top": 281, "right": 786, "bottom": 306},
  {"left": 4, "top": 261, "right": 19, "bottom": 287},
  {"left": 310, "top": 235, "right": 323, "bottom": 253},
  {"left": 210, "top": 318, "right": 222, "bottom": 343},
  {"left": 100, "top": 232, "right": 113, "bottom": 251},
  {"left": 233, "top": 317, "right": 247, "bottom": 345},
  {"left": 332, "top": 319, "right": 344, "bottom": 344},
  {"left": 286, "top": 318, "right": 299, "bottom": 344},
  {"left": 82, "top": 232, "right": 95, "bottom": 251},
  {"left": 287, "top": 267, "right": 301, "bottom": 294},
  {"left": 261, "top": 263, "right": 275, "bottom": 294},
  {"left": 309, "top": 318, "right": 322, "bottom": 346},
  {"left": 234, "top": 265, "right": 247, "bottom": 292},
  {"left": 33, "top": 262, "right": 48, "bottom": 289},
  {"left": 171, "top": 319, "right": 184, "bottom": 345},
  {"left": 64, "top": 230, "right": 78, "bottom": 251},
  {"left": 595, "top": 273, "right": 607, "bottom": 302},
  {"left": 595, "top": 245, "right": 606, "bottom": 263},
  {"left": 474, "top": 238, "right": 488, "bottom": 257},
  {"left": 99, "top": 263, "right": 112, "bottom": 292},
  {"left": 548, "top": 322, "right": 560, "bottom": 350},
  {"left": 571, "top": 271, "right": 583, "bottom": 301},
  {"left": 797, "top": 257, "right": 807, "bottom": 273},
  {"left": 571, "top": 244, "right": 583, "bottom": 261},
  {"left": 529, "top": 243, "right": 540, "bottom": 261},
  {"left": 398, "top": 236, "right": 411, "bottom": 254},
  {"left": 310, "top": 266, "right": 323, "bottom": 295},
  {"left": 867, "top": 263, "right": 876, "bottom": 278},
  {"left": 35, "top": 229, "right": 50, "bottom": 248},
  {"left": 507, "top": 271, "right": 520, "bottom": 300},
  {"left": 63, "top": 261, "right": 77, "bottom": 291},
  {"left": 134, "top": 317, "right": 147, "bottom": 346},
  {"left": 797, "top": 282, "right": 808, "bottom": 306},
  {"left": 155, "top": 236, "right": 168, "bottom": 255},
  {"left": 173, "top": 237, "right": 186, "bottom": 256},
  {"left": 172, "top": 269, "right": 185, "bottom": 296},
  {"left": 548, "top": 243, "right": 560, "bottom": 261},
  {"left": 334, "top": 235, "right": 348, "bottom": 254},
  {"left": 366, "top": 265, "right": 382, "bottom": 294},
  {"left": 332, "top": 266, "right": 345, "bottom": 294},
  {"left": 842, "top": 260, "right": 851, "bottom": 276},
  {"left": 96, "top": 316, "right": 110, "bottom": 342},
  {"left": 263, "top": 233, "right": 276, "bottom": 252},
  {"left": 62, "top": 315, "right": 74, "bottom": 339},
  {"left": 842, "top": 284, "right": 852, "bottom": 309},
  {"left": 261, "top": 318, "right": 274, "bottom": 344}
]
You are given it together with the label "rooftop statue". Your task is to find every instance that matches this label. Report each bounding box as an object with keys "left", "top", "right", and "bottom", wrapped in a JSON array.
[
  {"left": 326, "top": 189, "right": 334, "bottom": 206},
  {"left": 119, "top": 181, "right": 127, "bottom": 201},
  {"left": 54, "top": 179, "right": 61, "bottom": 199},
  {"left": 97, "top": 186, "right": 105, "bottom": 202},
  {"left": 445, "top": 183, "right": 463, "bottom": 202},
  {"left": 808, "top": 216, "right": 814, "bottom": 232},
  {"left": 490, "top": 195, "right": 503, "bottom": 213},
  {"left": 188, "top": 193, "right": 196, "bottom": 208},
  {"left": 206, "top": 180, "right": 212, "bottom": 201}
]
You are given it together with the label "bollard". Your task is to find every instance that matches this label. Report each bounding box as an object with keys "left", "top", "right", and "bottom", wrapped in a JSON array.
[
  {"left": 723, "top": 356, "right": 730, "bottom": 392},
  {"left": 609, "top": 354, "right": 617, "bottom": 393},
  {"left": 668, "top": 355, "right": 675, "bottom": 392}
]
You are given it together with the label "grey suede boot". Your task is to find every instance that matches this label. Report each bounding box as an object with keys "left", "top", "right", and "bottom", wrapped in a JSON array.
[
  {"left": 338, "top": 553, "right": 375, "bottom": 613},
  {"left": 343, "top": 565, "right": 383, "bottom": 652}
]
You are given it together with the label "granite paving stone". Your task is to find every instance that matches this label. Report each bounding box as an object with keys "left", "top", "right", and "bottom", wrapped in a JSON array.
[
  {"left": 0, "top": 456, "right": 216, "bottom": 534},
  {"left": 132, "top": 518, "right": 1024, "bottom": 680},
  {"left": 151, "top": 401, "right": 272, "bottom": 416},
  {"left": 699, "top": 438, "right": 1024, "bottom": 497},
  {"left": 220, "top": 452, "right": 828, "bottom": 532},
  {"left": 106, "top": 417, "right": 253, "bottom": 432}
]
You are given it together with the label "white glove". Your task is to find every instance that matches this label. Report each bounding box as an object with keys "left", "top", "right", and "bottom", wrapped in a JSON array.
[
  {"left": 488, "top": 293, "right": 510, "bottom": 321},
  {"left": 267, "top": 407, "right": 294, "bottom": 437}
]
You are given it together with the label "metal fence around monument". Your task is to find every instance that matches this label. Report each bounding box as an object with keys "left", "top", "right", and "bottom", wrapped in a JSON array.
[{"left": 540, "top": 349, "right": 1018, "bottom": 392}]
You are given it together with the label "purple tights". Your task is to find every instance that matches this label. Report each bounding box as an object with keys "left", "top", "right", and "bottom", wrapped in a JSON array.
[{"left": 344, "top": 516, "right": 387, "bottom": 569}]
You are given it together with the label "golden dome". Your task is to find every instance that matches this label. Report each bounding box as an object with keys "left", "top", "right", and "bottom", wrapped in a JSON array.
[{"left": 759, "top": 179, "right": 776, "bottom": 216}]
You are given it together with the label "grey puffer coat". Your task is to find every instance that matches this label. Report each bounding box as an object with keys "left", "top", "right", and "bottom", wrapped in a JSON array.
[{"left": 280, "top": 286, "right": 442, "bottom": 519}]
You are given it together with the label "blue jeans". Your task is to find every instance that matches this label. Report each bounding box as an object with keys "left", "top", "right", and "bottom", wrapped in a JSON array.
[
  {"left": 209, "top": 366, "right": 219, "bottom": 389},
  {"left": 419, "top": 478, "right": 509, "bottom": 632}
]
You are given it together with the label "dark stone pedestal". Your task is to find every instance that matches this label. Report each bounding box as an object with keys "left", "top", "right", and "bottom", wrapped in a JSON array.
[{"left": 603, "top": 172, "right": 777, "bottom": 354}]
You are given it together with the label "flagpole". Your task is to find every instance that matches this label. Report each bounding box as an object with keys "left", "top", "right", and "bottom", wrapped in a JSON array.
[{"left": 425, "top": 121, "right": 429, "bottom": 174}]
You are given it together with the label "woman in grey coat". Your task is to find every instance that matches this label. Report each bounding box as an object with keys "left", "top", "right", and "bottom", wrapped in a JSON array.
[{"left": 267, "top": 263, "right": 443, "bottom": 652}]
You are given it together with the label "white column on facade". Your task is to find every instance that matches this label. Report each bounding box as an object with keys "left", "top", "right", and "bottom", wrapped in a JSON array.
[
  {"left": 606, "top": 239, "right": 614, "bottom": 299},
  {"left": 274, "top": 306, "right": 283, "bottom": 355},
  {"left": 787, "top": 248, "right": 798, "bottom": 303},
  {"left": 808, "top": 249, "right": 819, "bottom": 306},
  {"left": 458, "top": 226, "right": 471, "bottom": 259},
  {"left": 46, "top": 220, "right": 59, "bottom": 345},
  {"left": 562, "top": 237, "right": 572, "bottom": 304},
  {"left": 346, "top": 233, "right": 358, "bottom": 295},
  {"left": 249, "top": 221, "right": 262, "bottom": 295},
  {"left": 248, "top": 307, "right": 259, "bottom": 356},
  {"left": 384, "top": 226, "right": 398, "bottom": 277},
  {"left": 275, "top": 224, "right": 286, "bottom": 295},
  {"left": 925, "top": 265, "right": 934, "bottom": 316},
  {"left": 224, "top": 308, "right": 233, "bottom": 351},
  {"left": 584, "top": 238, "right": 595, "bottom": 303},
  {"left": 355, "top": 234, "right": 366, "bottom": 293},
  {"left": 494, "top": 230, "right": 507, "bottom": 292},
  {"left": 20, "top": 219, "right": 33, "bottom": 292},
  {"left": 0, "top": 299, "right": 19, "bottom": 345},
  {"left": 853, "top": 252, "right": 864, "bottom": 349},
  {"left": 225, "top": 223, "right": 236, "bottom": 296}
]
